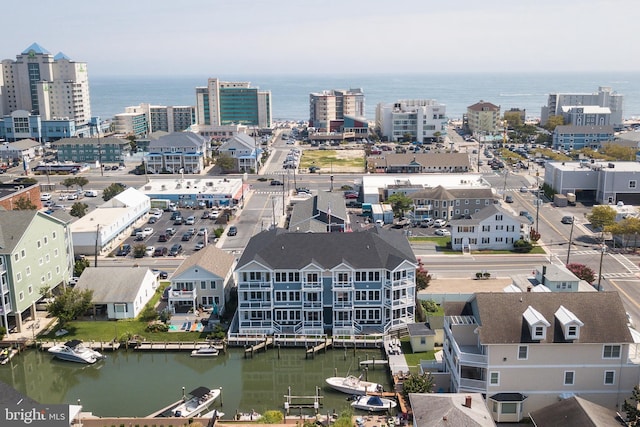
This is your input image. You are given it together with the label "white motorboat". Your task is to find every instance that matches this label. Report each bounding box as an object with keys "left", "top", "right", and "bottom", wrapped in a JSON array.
[
  {"left": 156, "top": 387, "right": 221, "bottom": 418},
  {"left": 191, "top": 345, "right": 219, "bottom": 357},
  {"left": 325, "top": 375, "right": 383, "bottom": 395},
  {"left": 351, "top": 395, "right": 397, "bottom": 412},
  {"left": 48, "top": 340, "right": 105, "bottom": 364}
]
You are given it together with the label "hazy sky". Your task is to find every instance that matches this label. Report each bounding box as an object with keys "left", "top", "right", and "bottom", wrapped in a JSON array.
[{"left": 4, "top": 0, "right": 639, "bottom": 76}]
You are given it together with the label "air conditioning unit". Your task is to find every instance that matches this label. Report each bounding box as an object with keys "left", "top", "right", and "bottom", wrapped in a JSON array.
[
  {"left": 161, "top": 185, "right": 166, "bottom": 190},
  {"left": 206, "top": 181, "right": 213, "bottom": 186}
]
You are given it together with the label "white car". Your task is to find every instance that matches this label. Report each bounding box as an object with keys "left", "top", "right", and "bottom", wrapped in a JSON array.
[
  {"left": 435, "top": 229, "right": 451, "bottom": 236},
  {"left": 58, "top": 194, "right": 68, "bottom": 201},
  {"left": 210, "top": 210, "right": 219, "bottom": 219},
  {"left": 144, "top": 246, "right": 155, "bottom": 257},
  {"left": 434, "top": 219, "right": 447, "bottom": 227},
  {"left": 67, "top": 193, "right": 78, "bottom": 200},
  {"left": 40, "top": 193, "right": 52, "bottom": 201},
  {"left": 185, "top": 216, "right": 195, "bottom": 225},
  {"left": 142, "top": 227, "right": 154, "bottom": 237}
]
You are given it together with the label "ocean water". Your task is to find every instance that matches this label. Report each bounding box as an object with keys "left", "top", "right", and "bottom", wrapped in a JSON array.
[{"left": 89, "top": 72, "right": 640, "bottom": 123}]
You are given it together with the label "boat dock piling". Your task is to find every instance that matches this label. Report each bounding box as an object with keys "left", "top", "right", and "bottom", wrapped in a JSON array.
[
  {"left": 244, "top": 337, "right": 273, "bottom": 358},
  {"left": 283, "top": 386, "right": 324, "bottom": 415},
  {"left": 305, "top": 337, "right": 333, "bottom": 358}
]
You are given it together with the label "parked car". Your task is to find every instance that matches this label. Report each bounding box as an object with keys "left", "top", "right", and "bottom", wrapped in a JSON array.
[
  {"left": 227, "top": 226, "right": 238, "bottom": 236},
  {"left": 505, "top": 195, "right": 514, "bottom": 203},
  {"left": 185, "top": 216, "right": 195, "bottom": 225},
  {"left": 435, "top": 229, "right": 451, "bottom": 236},
  {"left": 116, "top": 244, "right": 132, "bottom": 256},
  {"left": 344, "top": 193, "right": 358, "bottom": 199},
  {"left": 181, "top": 233, "right": 192, "bottom": 241},
  {"left": 434, "top": 219, "right": 447, "bottom": 227},
  {"left": 148, "top": 216, "right": 157, "bottom": 224},
  {"left": 194, "top": 241, "right": 205, "bottom": 251},
  {"left": 154, "top": 270, "right": 169, "bottom": 280},
  {"left": 271, "top": 180, "right": 283, "bottom": 186},
  {"left": 420, "top": 218, "right": 434, "bottom": 228},
  {"left": 142, "top": 227, "right": 154, "bottom": 237},
  {"left": 40, "top": 193, "right": 52, "bottom": 201},
  {"left": 197, "top": 227, "right": 207, "bottom": 236},
  {"left": 165, "top": 227, "right": 177, "bottom": 236},
  {"left": 153, "top": 246, "right": 168, "bottom": 257},
  {"left": 144, "top": 246, "right": 155, "bottom": 257},
  {"left": 169, "top": 244, "right": 183, "bottom": 256}
]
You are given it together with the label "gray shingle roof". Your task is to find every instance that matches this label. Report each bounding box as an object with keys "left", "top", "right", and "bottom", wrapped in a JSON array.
[
  {"left": 409, "top": 393, "right": 495, "bottom": 427},
  {"left": 0, "top": 211, "right": 64, "bottom": 253},
  {"left": 529, "top": 396, "right": 620, "bottom": 427},
  {"left": 449, "top": 204, "right": 527, "bottom": 226},
  {"left": 554, "top": 125, "right": 614, "bottom": 134},
  {"left": 149, "top": 132, "right": 206, "bottom": 149},
  {"left": 288, "top": 193, "right": 347, "bottom": 233},
  {"left": 74, "top": 267, "right": 154, "bottom": 303},
  {"left": 446, "top": 292, "right": 632, "bottom": 344},
  {"left": 172, "top": 245, "right": 236, "bottom": 279},
  {"left": 237, "top": 228, "right": 415, "bottom": 270}
]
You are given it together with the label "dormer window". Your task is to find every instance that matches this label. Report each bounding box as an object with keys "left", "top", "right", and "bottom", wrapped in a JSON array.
[
  {"left": 523, "top": 306, "right": 550, "bottom": 341},
  {"left": 555, "top": 305, "right": 584, "bottom": 340}
]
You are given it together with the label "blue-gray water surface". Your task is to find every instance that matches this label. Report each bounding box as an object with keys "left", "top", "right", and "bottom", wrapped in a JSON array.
[{"left": 0, "top": 347, "right": 393, "bottom": 417}]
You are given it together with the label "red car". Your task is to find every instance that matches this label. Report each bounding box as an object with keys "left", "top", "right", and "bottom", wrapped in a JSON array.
[{"left": 344, "top": 193, "right": 358, "bottom": 199}]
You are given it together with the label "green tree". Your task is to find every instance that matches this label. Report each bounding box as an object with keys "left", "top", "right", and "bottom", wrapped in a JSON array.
[
  {"left": 588, "top": 205, "right": 617, "bottom": 231},
  {"left": 126, "top": 135, "right": 138, "bottom": 152},
  {"left": 46, "top": 287, "right": 94, "bottom": 327},
  {"left": 402, "top": 372, "right": 435, "bottom": 399},
  {"left": 61, "top": 176, "right": 89, "bottom": 191},
  {"left": 61, "top": 177, "right": 76, "bottom": 190},
  {"left": 566, "top": 263, "right": 596, "bottom": 284},
  {"left": 133, "top": 243, "right": 146, "bottom": 258},
  {"left": 257, "top": 410, "right": 284, "bottom": 424},
  {"left": 601, "top": 143, "right": 636, "bottom": 161},
  {"left": 102, "top": 183, "right": 126, "bottom": 201},
  {"left": 73, "top": 257, "right": 90, "bottom": 277},
  {"left": 216, "top": 153, "right": 235, "bottom": 172},
  {"left": 386, "top": 193, "right": 413, "bottom": 218},
  {"left": 544, "top": 115, "right": 564, "bottom": 131},
  {"left": 14, "top": 197, "right": 37, "bottom": 210},
  {"left": 70, "top": 202, "right": 89, "bottom": 218},
  {"left": 503, "top": 111, "right": 523, "bottom": 129},
  {"left": 623, "top": 385, "right": 640, "bottom": 426}
]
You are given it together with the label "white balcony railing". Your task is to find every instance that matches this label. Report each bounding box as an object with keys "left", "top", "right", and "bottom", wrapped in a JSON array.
[
  {"left": 0, "top": 302, "right": 13, "bottom": 315},
  {"left": 459, "top": 378, "right": 487, "bottom": 392},
  {"left": 169, "top": 289, "right": 196, "bottom": 300},
  {"left": 239, "top": 301, "right": 273, "bottom": 309},
  {"left": 239, "top": 281, "right": 272, "bottom": 290}
]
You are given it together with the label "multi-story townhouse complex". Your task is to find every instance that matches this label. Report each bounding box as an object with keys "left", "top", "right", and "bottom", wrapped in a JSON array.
[
  {"left": 113, "top": 103, "right": 195, "bottom": 136},
  {"left": 0, "top": 110, "right": 77, "bottom": 142},
  {"left": 540, "top": 86, "right": 624, "bottom": 130},
  {"left": 552, "top": 125, "right": 614, "bottom": 151},
  {"left": 145, "top": 131, "right": 208, "bottom": 174},
  {"left": 168, "top": 245, "right": 236, "bottom": 315},
  {"left": 442, "top": 292, "right": 639, "bottom": 423},
  {"left": 409, "top": 186, "right": 497, "bottom": 221},
  {"left": 449, "top": 204, "right": 530, "bottom": 251},
  {"left": 217, "top": 133, "right": 262, "bottom": 173},
  {"left": 309, "top": 88, "right": 365, "bottom": 132},
  {"left": 464, "top": 101, "right": 501, "bottom": 135},
  {"left": 53, "top": 137, "right": 130, "bottom": 164},
  {"left": 195, "top": 78, "right": 271, "bottom": 129},
  {"left": 0, "top": 211, "right": 74, "bottom": 332},
  {"left": 0, "top": 43, "right": 92, "bottom": 130},
  {"left": 234, "top": 228, "right": 416, "bottom": 336},
  {"left": 375, "top": 99, "right": 447, "bottom": 143}
]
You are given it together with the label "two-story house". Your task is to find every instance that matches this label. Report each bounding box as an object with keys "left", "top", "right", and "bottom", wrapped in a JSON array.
[
  {"left": 168, "top": 245, "right": 236, "bottom": 315},
  {"left": 217, "top": 133, "right": 262, "bottom": 173},
  {"left": 449, "top": 204, "right": 530, "bottom": 252},
  {"left": 235, "top": 228, "right": 416, "bottom": 336},
  {"left": 442, "top": 292, "right": 640, "bottom": 423},
  {"left": 0, "top": 211, "right": 74, "bottom": 332},
  {"left": 145, "top": 131, "right": 208, "bottom": 174},
  {"left": 367, "top": 153, "right": 470, "bottom": 174},
  {"left": 410, "top": 186, "right": 497, "bottom": 221}
]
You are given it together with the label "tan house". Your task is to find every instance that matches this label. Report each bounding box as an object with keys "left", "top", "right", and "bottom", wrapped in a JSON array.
[
  {"left": 169, "top": 245, "right": 236, "bottom": 315},
  {"left": 442, "top": 292, "right": 640, "bottom": 423},
  {"left": 465, "top": 101, "right": 501, "bottom": 135},
  {"left": 367, "top": 153, "right": 470, "bottom": 174}
]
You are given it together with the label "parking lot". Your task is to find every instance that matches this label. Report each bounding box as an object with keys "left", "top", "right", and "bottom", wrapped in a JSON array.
[{"left": 112, "top": 207, "right": 233, "bottom": 259}]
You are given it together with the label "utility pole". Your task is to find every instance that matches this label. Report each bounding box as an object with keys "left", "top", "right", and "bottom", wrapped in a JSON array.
[
  {"left": 566, "top": 217, "right": 575, "bottom": 264},
  {"left": 597, "top": 243, "right": 607, "bottom": 291},
  {"left": 535, "top": 187, "right": 541, "bottom": 232},
  {"left": 94, "top": 224, "right": 101, "bottom": 267}
]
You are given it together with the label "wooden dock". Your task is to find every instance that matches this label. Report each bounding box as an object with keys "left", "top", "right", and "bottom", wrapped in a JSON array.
[
  {"left": 134, "top": 341, "right": 224, "bottom": 352},
  {"left": 37, "top": 341, "right": 120, "bottom": 351},
  {"left": 305, "top": 338, "right": 333, "bottom": 358},
  {"left": 244, "top": 337, "right": 273, "bottom": 358},
  {"left": 360, "top": 358, "right": 388, "bottom": 367}
]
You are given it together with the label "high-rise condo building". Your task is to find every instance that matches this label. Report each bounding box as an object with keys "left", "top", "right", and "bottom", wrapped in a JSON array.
[
  {"left": 540, "top": 86, "right": 624, "bottom": 130},
  {"left": 195, "top": 78, "right": 271, "bottom": 129},
  {"left": 309, "top": 89, "right": 365, "bottom": 132},
  {"left": 0, "top": 43, "right": 92, "bottom": 127},
  {"left": 376, "top": 99, "right": 447, "bottom": 143}
]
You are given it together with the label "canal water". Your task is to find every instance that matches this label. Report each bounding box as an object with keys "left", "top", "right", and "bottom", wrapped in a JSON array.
[{"left": 0, "top": 347, "right": 393, "bottom": 417}]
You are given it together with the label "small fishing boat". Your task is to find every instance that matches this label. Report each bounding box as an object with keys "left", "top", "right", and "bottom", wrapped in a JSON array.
[
  {"left": 325, "top": 375, "right": 383, "bottom": 395},
  {"left": 351, "top": 395, "right": 397, "bottom": 412},
  {"left": 191, "top": 345, "right": 219, "bottom": 357}
]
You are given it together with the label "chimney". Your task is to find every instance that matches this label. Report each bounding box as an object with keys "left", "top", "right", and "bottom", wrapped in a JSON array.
[
  {"left": 464, "top": 395, "right": 472, "bottom": 408},
  {"left": 527, "top": 286, "right": 532, "bottom": 292}
]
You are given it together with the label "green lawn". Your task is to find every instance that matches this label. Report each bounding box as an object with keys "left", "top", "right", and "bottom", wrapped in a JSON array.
[
  {"left": 299, "top": 150, "right": 365, "bottom": 171},
  {"left": 399, "top": 339, "right": 437, "bottom": 372}
]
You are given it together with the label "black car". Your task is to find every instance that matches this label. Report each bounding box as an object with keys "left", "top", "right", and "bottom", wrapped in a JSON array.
[
  {"left": 270, "top": 180, "right": 283, "bottom": 186},
  {"left": 116, "top": 244, "right": 132, "bottom": 256},
  {"left": 153, "top": 246, "right": 168, "bottom": 257},
  {"left": 227, "top": 226, "right": 238, "bottom": 236},
  {"left": 170, "top": 211, "right": 182, "bottom": 221},
  {"left": 169, "top": 244, "right": 183, "bottom": 256},
  {"left": 158, "top": 234, "right": 168, "bottom": 242},
  {"left": 181, "top": 233, "right": 192, "bottom": 241}
]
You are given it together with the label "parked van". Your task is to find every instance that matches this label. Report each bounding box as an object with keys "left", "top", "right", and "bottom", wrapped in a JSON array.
[{"left": 85, "top": 190, "right": 98, "bottom": 197}]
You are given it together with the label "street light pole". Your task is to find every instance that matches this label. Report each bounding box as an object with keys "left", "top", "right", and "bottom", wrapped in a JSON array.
[
  {"left": 566, "top": 217, "right": 575, "bottom": 264},
  {"left": 535, "top": 187, "right": 541, "bottom": 232}
]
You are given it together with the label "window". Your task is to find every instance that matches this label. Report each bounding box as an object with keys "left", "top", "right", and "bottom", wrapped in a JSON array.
[
  {"left": 43, "top": 236, "right": 48, "bottom": 245},
  {"left": 16, "top": 272, "right": 22, "bottom": 282},
  {"left": 517, "top": 345, "right": 528, "bottom": 360},
  {"left": 21, "top": 249, "right": 25, "bottom": 258},
  {"left": 490, "top": 372, "right": 499, "bottom": 385},
  {"left": 18, "top": 291, "right": 24, "bottom": 301},
  {"left": 200, "top": 281, "right": 207, "bottom": 290},
  {"left": 501, "top": 403, "right": 517, "bottom": 414},
  {"left": 28, "top": 285, "right": 33, "bottom": 295},
  {"left": 603, "top": 345, "right": 621, "bottom": 358},
  {"left": 604, "top": 370, "right": 615, "bottom": 385},
  {"left": 14, "top": 253, "right": 19, "bottom": 262},
  {"left": 567, "top": 326, "right": 578, "bottom": 337},
  {"left": 37, "top": 240, "right": 41, "bottom": 248},
  {"left": 26, "top": 266, "right": 31, "bottom": 276},
  {"left": 630, "top": 180, "right": 637, "bottom": 189},
  {"left": 533, "top": 326, "right": 545, "bottom": 338},
  {"left": 564, "top": 371, "right": 575, "bottom": 385}
]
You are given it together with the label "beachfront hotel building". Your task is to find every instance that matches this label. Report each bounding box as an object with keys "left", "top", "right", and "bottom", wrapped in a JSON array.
[
  {"left": 375, "top": 99, "right": 447, "bottom": 143},
  {"left": 195, "top": 78, "right": 272, "bottom": 129},
  {"left": 234, "top": 228, "right": 416, "bottom": 337},
  {"left": 0, "top": 43, "right": 92, "bottom": 128},
  {"left": 464, "top": 101, "right": 501, "bottom": 135},
  {"left": 309, "top": 88, "right": 365, "bottom": 132},
  {"left": 113, "top": 103, "right": 195, "bottom": 136},
  {"left": 540, "top": 86, "right": 624, "bottom": 130}
]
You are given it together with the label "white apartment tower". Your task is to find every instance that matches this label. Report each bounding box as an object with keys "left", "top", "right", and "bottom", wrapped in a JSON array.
[
  {"left": 0, "top": 43, "right": 92, "bottom": 126},
  {"left": 376, "top": 99, "right": 447, "bottom": 143},
  {"left": 309, "top": 89, "right": 365, "bottom": 131},
  {"left": 540, "top": 86, "right": 624, "bottom": 130}
]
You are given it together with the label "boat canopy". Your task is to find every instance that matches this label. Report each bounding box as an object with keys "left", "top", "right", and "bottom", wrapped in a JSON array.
[
  {"left": 189, "top": 387, "right": 211, "bottom": 398},
  {"left": 367, "top": 396, "right": 384, "bottom": 406}
]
